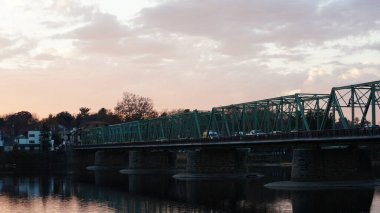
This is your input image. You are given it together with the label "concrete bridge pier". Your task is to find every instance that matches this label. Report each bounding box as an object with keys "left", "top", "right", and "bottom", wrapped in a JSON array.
[
  {"left": 87, "top": 151, "right": 129, "bottom": 186},
  {"left": 68, "top": 150, "right": 97, "bottom": 182},
  {"left": 85, "top": 150, "right": 128, "bottom": 172},
  {"left": 92, "top": 150, "right": 128, "bottom": 170},
  {"left": 174, "top": 148, "right": 252, "bottom": 179},
  {"left": 291, "top": 146, "right": 373, "bottom": 182},
  {"left": 120, "top": 150, "right": 179, "bottom": 175}
]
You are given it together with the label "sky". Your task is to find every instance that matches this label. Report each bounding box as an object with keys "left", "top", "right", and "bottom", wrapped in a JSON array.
[{"left": 0, "top": 0, "right": 379, "bottom": 118}]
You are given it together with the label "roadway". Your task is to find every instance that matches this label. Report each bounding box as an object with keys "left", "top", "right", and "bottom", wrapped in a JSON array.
[{"left": 72, "top": 130, "right": 380, "bottom": 151}]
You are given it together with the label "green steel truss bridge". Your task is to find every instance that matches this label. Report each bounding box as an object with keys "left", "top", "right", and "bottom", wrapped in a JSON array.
[{"left": 79, "top": 80, "right": 380, "bottom": 146}]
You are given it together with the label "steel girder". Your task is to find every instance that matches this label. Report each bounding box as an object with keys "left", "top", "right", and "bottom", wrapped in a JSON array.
[
  {"left": 81, "top": 111, "right": 210, "bottom": 143},
  {"left": 207, "top": 94, "right": 329, "bottom": 137},
  {"left": 80, "top": 127, "right": 103, "bottom": 144},
  {"left": 321, "top": 80, "right": 380, "bottom": 130}
]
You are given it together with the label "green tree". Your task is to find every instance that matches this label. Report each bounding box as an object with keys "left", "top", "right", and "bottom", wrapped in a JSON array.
[
  {"left": 75, "top": 107, "right": 91, "bottom": 127},
  {"left": 114, "top": 92, "right": 158, "bottom": 121},
  {"left": 51, "top": 132, "right": 62, "bottom": 149},
  {"left": 55, "top": 111, "right": 75, "bottom": 129},
  {"left": 0, "top": 116, "right": 5, "bottom": 128},
  {"left": 3, "top": 111, "right": 39, "bottom": 137},
  {"left": 79, "top": 107, "right": 90, "bottom": 116},
  {"left": 42, "top": 114, "right": 56, "bottom": 129},
  {"left": 40, "top": 122, "right": 51, "bottom": 152},
  {"left": 91, "top": 108, "right": 121, "bottom": 124},
  {"left": 160, "top": 109, "right": 191, "bottom": 117}
]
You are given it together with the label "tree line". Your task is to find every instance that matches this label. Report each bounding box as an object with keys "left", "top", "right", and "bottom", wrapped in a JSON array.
[{"left": 0, "top": 92, "right": 189, "bottom": 147}]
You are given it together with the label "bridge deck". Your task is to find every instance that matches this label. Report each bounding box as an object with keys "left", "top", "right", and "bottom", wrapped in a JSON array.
[{"left": 73, "top": 129, "right": 380, "bottom": 151}]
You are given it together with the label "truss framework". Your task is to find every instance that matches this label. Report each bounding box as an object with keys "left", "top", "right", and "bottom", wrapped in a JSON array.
[
  {"left": 81, "top": 111, "right": 210, "bottom": 144},
  {"left": 81, "top": 80, "right": 380, "bottom": 144},
  {"left": 207, "top": 94, "right": 329, "bottom": 137},
  {"left": 321, "top": 80, "right": 380, "bottom": 130}
]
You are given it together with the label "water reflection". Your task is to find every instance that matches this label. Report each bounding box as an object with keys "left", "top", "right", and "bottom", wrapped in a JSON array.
[
  {"left": 370, "top": 188, "right": 380, "bottom": 212},
  {"left": 0, "top": 166, "right": 378, "bottom": 212},
  {"left": 93, "top": 170, "right": 127, "bottom": 188},
  {"left": 128, "top": 175, "right": 173, "bottom": 198},
  {"left": 0, "top": 176, "right": 114, "bottom": 213},
  {"left": 291, "top": 189, "right": 373, "bottom": 213},
  {"left": 0, "top": 176, "right": 219, "bottom": 212}
]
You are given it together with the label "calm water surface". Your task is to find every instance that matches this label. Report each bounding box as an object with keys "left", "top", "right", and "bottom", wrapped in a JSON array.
[{"left": 0, "top": 167, "right": 379, "bottom": 213}]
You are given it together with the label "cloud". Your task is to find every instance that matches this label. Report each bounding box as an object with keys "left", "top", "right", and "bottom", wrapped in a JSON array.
[
  {"left": 66, "top": 12, "right": 130, "bottom": 41},
  {"left": 32, "top": 53, "right": 58, "bottom": 61},
  {"left": 40, "top": 21, "right": 68, "bottom": 29},
  {"left": 60, "top": 9, "right": 175, "bottom": 57},
  {"left": 0, "top": 38, "right": 37, "bottom": 64},
  {"left": 54, "top": 0, "right": 73, "bottom": 9},
  {"left": 0, "top": 37, "right": 12, "bottom": 49},
  {"left": 306, "top": 69, "right": 333, "bottom": 83},
  {"left": 341, "top": 68, "right": 361, "bottom": 80},
  {"left": 107, "top": 0, "right": 380, "bottom": 92},
  {"left": 300, "top": 63, "right": 380, "bottom": 93},
  {"left": 283, "top": 89, "right": 302, "bottom": 96},
  {"left": 137, "top": 0, "right": 380, "bottom": 49},
  {"left": 1, "top": 0, "right": 380, "bottom": 117},
  {"left": 44, "top": 0, "right": 379, "bottom": 109}
]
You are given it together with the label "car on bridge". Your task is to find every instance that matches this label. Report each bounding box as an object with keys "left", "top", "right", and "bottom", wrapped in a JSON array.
[
  {"left": 202, "top": 131, "right": 219, "bottom": 139},
  {"left": 269, "top": 131, "right": 283, "bottom": 135},
  {"left": 155, "top": 137, "right": 168, "bottom": 142},
  {"left": 233, "top": 131, "right": 245, "bottom": 136},
  {"left": 247, "top": 130, "right": 267, "bottom": 137},
  {"left": 364, "top": 124, "right": 380, "bottom": 129}
]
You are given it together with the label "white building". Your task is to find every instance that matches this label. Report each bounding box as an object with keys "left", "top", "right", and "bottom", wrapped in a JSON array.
[{"left": 16, "top": 130, "right": 54, "bottom": 151}]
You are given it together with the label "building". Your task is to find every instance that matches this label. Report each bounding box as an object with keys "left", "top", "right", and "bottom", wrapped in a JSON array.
[{"left": 16, "top": 131, "right": 54, "bottom": 151}]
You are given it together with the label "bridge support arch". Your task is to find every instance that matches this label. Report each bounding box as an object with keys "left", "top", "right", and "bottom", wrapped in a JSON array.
[
  {"left": 87, "top": 151, "right": 128, "bottom": 185},
  {"left": 291, "top": 146, "right": 372, "bottom": 181},
  {"left": 93, "top": 151, "right": 128, "bottom": 169},
  {"left": 69, "top": 150, "right": 97, "bottom": 182},
  {"left": 120, "top": 150, "right": 179, "bottom": 174},
  {"left": 266, "top": 146, "right": 375, "bottom": 189},
  {"left": 174, "top": 148, "right": 252, "bottom": 179}
]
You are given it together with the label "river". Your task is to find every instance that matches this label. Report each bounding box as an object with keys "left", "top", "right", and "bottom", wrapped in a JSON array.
[{"left": 0, "top": 166, "right": 379, "bottom": 212}]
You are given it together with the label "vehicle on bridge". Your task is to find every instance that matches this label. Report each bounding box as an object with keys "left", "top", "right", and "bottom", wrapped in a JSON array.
[
  {"left": 247, "top": 130, "right": 267, "bottom": 137},
  {"left": 155, "top": 137, "right": 168, "bottom": 142},
  {"left": 269, "top": 131, "right": 283, "bottom": 135},
  {"left": 363, "top": 124, "right": 380, "bottom": 130},
  {"left": 202, "top": 131, "right": 219, "bottom": 139},
  {"left": 290, "top": 129, "right": 305, "bottom": 133},
  {"left": 233, "top": 131, "right": 245, "bottom": 136}
]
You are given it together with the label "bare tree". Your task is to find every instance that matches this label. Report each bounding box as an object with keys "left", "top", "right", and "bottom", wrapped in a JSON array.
[{"left": 114, "top": 92, "right": 158, "bottom": 121}]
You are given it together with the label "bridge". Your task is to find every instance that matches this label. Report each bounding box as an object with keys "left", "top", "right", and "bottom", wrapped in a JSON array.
[
  {"left": 72, "top": 80, "right": 380, "bottom": 183},
  {"left": 79, "top": 80, "right": 379, "bottom": 145}
]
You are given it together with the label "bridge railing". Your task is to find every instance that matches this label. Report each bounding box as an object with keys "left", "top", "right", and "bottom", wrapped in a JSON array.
[
  {"left": 193, "top": 127, "right": 380, "bottom": 143},
  {"left": 78, "top": 126, "right": 380, "bottom": 145}
]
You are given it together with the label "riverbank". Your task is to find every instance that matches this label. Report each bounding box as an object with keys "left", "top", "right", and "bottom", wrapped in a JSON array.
[{"left": 0, "top": 151, "right": 70, "bottom": 174}]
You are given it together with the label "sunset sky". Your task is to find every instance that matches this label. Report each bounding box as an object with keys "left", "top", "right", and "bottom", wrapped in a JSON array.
[{"left": 0, "top": 0, "right": 379, "bottom": 118}]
